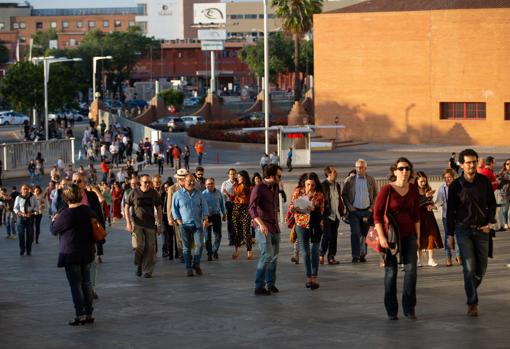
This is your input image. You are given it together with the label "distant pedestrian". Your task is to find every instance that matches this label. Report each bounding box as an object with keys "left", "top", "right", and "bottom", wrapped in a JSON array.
[
  {"left": 287, "top": 147, "right": 293, "bottom": 172},
  {"left": 260, "top": 153, "right": 270, "bottom": 172},
  {"left": 13, "top": 184, "right": 39, "bottom": 256},
  {"left": 194, "top": 140, "right": 205, "bottom": 166}
]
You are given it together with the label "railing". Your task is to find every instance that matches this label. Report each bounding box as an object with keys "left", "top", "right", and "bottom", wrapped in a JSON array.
[{"left": 0, "top": 138, "right": 75, "bottom": 179}]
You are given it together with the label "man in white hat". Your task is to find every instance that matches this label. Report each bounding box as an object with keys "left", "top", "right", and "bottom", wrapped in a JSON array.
[{"left": 166, "top": 168, "right": 189, "bottom": 261}]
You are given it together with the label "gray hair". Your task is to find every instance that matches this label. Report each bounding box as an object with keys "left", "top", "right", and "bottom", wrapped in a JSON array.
[{"left": 356, "top": 159, "right": 367, "bottom": 166}]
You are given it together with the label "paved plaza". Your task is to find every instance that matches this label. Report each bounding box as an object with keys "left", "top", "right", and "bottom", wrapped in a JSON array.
[{"left": 1, "top": 141, "right": 510, "bottom": 349}]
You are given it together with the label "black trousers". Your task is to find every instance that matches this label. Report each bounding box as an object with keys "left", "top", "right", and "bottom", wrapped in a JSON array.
[
  {"left": 320, "top": 217, "right": 340, "bottom": 259},
  {"left": 162, "top": 218, "right": 176, "bottom": 259},
  {"left": 225, "top": 201, "right": 234, "bottom": 246}
]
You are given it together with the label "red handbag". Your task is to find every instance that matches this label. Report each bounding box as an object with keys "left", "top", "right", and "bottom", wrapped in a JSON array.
[{"left": 366, "top": 226, "right": 381, "bottom": 253}]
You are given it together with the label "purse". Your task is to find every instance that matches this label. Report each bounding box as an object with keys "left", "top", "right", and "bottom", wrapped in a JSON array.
[
  {"left": 91, "top": 217, "right": 106, "bottom": 242},
  {"left": 366, "top": 226, "right": 381, "bottom": 253},
  {"left": 383, "top": 187, "right": 400, "bottom": 257},
  {"left": 289, "top": 224, "right": 297, "bottom": 244}
]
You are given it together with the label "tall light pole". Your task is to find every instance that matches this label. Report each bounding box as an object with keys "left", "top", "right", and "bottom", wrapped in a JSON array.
[
  {"left": 263, "top": 0, "right": 270, "bottom": 155},
  {"left": 42, "top": 57, "right": 82, "bottom": 140},
  {"left": 93, "top": 56, "right": 113, "bottom": 101}
]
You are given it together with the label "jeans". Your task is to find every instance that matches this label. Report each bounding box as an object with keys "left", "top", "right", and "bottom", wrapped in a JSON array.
[
  {"left": 65, "top": 263, "right": 94, "bottom": 317},
  {"left": 296, "top": 225, "right": 320, "bottom": 277},
  {"left": 500, "top": 201, "right": 509, "bottom": 226},
  {"left": 254, "top": 228, "right": 280, "bottom": 289},
  {"left": 180, "top": 223, "right": 204, "bottom": 269},
  {"left": 5, "top": 211, "right": 16, "bottom": 236},
  {"left": 442, "top": 217, "right": 458, "bottom": 258},
  {"left": 33, "top": 214, "right": 42, "bottom": 243},
  {"left": 384, "top": 235, "right": 418, "bottom": 317},
  {"left": 17, "top": 217, "right": 34, "bottom": 254},
  {"left": 225, "top": 201, "right": 234, "bottom": 245},
  {"left": 455, "top": 225, "right": 489, "bottom": 305},
  {"left": 197, "top": 153, "right": 203, "bottom": 166},
  {"left": 349, "top": 210, "right": 371, "bottom": 258},
  {"left": 320, "top": 217, "right": 339, "bottom": 259},
  {"left": 205, "top": 213, "right": 222, "bottom": 256}
]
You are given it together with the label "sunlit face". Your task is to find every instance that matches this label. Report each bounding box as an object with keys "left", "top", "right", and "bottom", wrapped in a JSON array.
[
  {"left": 253, "top": 176, "right": 262, "bottom": 185},
  {"left": 34, "top": 187, "right": 41, "bottom": 195},
  {"left": 228, "top": 170, "right": 236, "bottom": 181},
  {"left": 355, "top": 161, "right": 367, "bottom": 177},
  {"left": 152, "top": 177, "right": 161, "bottom": 188},
  {"left": 444, "top": 173, "right": 454, "bottom": 186},
  {"left": 21, "top": 185, "right": 30, "bottom": 195},
  {"left": 130, "top": 179, "right": 139, "bottom": 188},
  {"left": 237, "top": 175, "right": 245, "bottom": 184},
  {"left": 140, "top": 176, "right": 151, "bottom": 191},
  {"left": 416, "top": 177, "right": 427, "bottom": 189},
  {"left": 462, "top": 156, "right": 478, "bottom": 176},
  {"left": 304, "top": 179, "right": 315, "bottom": 194},
  {"left": 72, "top": 174, "right": 86, "bottom": 190},
  {"left": 206, "top": 180, "right": 215, "bottom": 190},
  {"left": 184, "top": 175, "right": 195, "bottom": 191},
  {"left": 393, "top": 162, "right": 411, "bottom": 182}
]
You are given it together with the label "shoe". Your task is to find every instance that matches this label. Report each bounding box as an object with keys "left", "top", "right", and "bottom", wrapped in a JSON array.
[
  {"left": 405, "top": 314, "right": 417, "bottom": 320},
  {"left": 68, "top": 318, "right": 86, "bottom": 326},
  {"left": 328, "top": 258, "right": 340, "bottom": 265},
  {"left": 310, "top": 283, "right": 320, "bottom": 290},
  {"left": 504, "top": 224, "right": 509, "bottom": 230},
  {"left": 136, "top": 265, "right": 142, "bottom": 277},
  {"left": 417, "top": 260, "right": 423, "bottom": 267},
  {"left": 428, "top": 258, "right": 438, "bottom": 267},
  {"left": 254, "top": 287, "right": 271, "bottom": 296},
  {"left": 467, "top": 304, "right": 479, "bottom": 317},
  {"left": 26, "top": 252, "right": 31, "bottom": 256},
  {"left": 213, "top": 251, "right": 219, "bottom": 260},
  {"left": 352, "top": 258, "right": 360, "bottom": 263},
  {"left": 268, "top": 285, "right": 279, "bottom": 293},
  {"left": 143, "top": 273, "right": 152, "bottom": 278},
  {"left": 96, "top": 256, "right": 102, "bottom": 264},
  {"left": 10, "top": 235, "right": 16, "bottom": 239},
  {"left": 187, "top": 269, "right": 194, "bottom": 277},
  {"left": 20, "top": 251, "right": 25, "bottom": 256},
  {"left": 319, "top": 256, "right": 325, "bottom": 265},
  {"left": 456, "top": 256, "right": 462, "bottom": 265},
  {"left": 446, "top": 257, "right": 453, "bottom": 267},
  {"left": 247, "top": 251, "right": 254, "bottom": 260},
  {"left": 192, "top": 265, "right": 203, "bottom": 276},
  {"left": 207, "top": 255, "right": 213, "bottom": 262},
  {"left": 5, "top": 235, "right": 10, "bottom": 239},
  {"left": 388, "top": 315, "right": 399, "bottom": 320},
  {"left": 305, "top": 282, "right": 312, "bottom": 288},
  {"left": 359, "top": 256, "right": 367, "bottom": 263},
  {"left": 291, "top": 256, "right": 299, "bottom": 264},
  {"left": 35, "top": 240, "right": 39, "bottom": 244},
  {"left": 84, "top": 316, "right": 95, "bottom": 324}
]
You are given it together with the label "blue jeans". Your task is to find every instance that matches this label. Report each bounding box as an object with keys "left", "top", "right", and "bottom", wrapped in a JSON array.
[
  {"left": 65, "top": 263, "right": 94, "bottom": 317},
  {"left": 17, "top": 217, "right": 34, "bottom": 254},
  {"left": 197, "top": 153, "right": 203, "bottom": 165},
  {"left": 180, "top": 223, "right": 204, "bottom": 269},
  {"left": 349, "top": 210, "right": 371, "bottom": 258},
  {"left": 296, "top": 226, "right": 320, "bottom": 277},
  {"left": 500, "top": 201, "right": 509, "bottom": 226},
  {"left": 384, "top": 235, "right": 418, "bottom": 317},
  {"left": 254, "top": 228, "right": 280, "bottom": 289},
  {"left": 455, "top": 225, "right": 489, "bottom": 305},
  {"left": 442, "top": 217, "right": 458, "bottom": 258},
  {"left": 205, "top": 213, "right": 222, "bottom": 256},
  {"left": 5, "top": 211, "right": 16, "bottom": 236}
]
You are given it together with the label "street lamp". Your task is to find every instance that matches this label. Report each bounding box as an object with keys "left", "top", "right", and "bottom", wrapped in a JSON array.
[
  {"left": 93, "top": 56, "right": 113, "bottom": 101},
  {"left": 263, "top": 0, "right": 270, "bottom": 155},
  {"left": 42, "top": 57, "right": 82, "bottom": 140}
]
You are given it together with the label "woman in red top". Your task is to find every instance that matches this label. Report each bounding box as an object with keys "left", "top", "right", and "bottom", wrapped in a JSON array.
[
  {"left": 231, "top": 170, "right": 253, "bottom": 260},
  {"left": 374, "top": 157, "right": 420, "bottom": 320},
  {"left": 111, "top": 182, "right": 124, "bottom": 221}
]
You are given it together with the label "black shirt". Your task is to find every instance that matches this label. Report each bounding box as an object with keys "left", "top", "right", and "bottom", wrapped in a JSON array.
[{"left": 446, "top": 173, "right": 496, "bottom": 235}]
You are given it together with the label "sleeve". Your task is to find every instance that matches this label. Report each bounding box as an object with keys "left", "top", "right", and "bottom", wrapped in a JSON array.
[
  {"left": 172, "top": 193, "right": 182, "bottom": 221},
  {"left": 373, "top": 185, "right": 389, "bottom": 225},
  {"left": 13, "top": 197, "right": 20, "bottom": 214},
  {"left": 248, "top": 185, "right": 260, "bottom": 219},
  {"left": 341, "top": 179, "right": 355, "bottom": 212},
  {"left": 435, "top": 185, "right": 445, "bottom": 207},
  {"left": 317, "top": 192, "right": 325, "bottom": 215},
  {"left": 153, "top": 190, "right": 162, "bottom": 207},
  {"left": 50, "top": 210, "right": 67, "bottom": 236},
  {"left": 166, "top": 189, "right": 174, "bottom": 221},
  {"left": 219, "top": 194, "right": 226, "bottom": 215},
  {"left": 51, "top": 191, "right": 58, "bottom": 214},
  {"left": 487, "top": 179, "right": 497, "bottom": 224},
  {"left": 369, "top": 177, "right": 378, "bottom": 208},
  {"left": 201, "top": 193, "right": 208, "bottom": 219},
  {"left": 446, "top": 182, "right": 457, "bottom": 236},
  {"left": 32, "top": 197, "right": 40, "bottom": 212}
]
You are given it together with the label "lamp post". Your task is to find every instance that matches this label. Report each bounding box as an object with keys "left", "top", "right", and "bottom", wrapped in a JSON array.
[
  {"left": 93, "top": 56, "right": 113, "bottom": 101},
  {"left": 41, "top": 57, "right": 82, "bottom": 140},
  {"left": 263, "top": 0, "right": 270, "bottom": 155}
]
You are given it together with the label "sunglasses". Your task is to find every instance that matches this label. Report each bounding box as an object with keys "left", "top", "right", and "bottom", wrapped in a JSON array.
[
  {"left": 73, "top": 179, "right": 82, "bottom": 184},
  {"left": 141, "top": 181, "right": 150, "bottom": 184},
  {"left": 396, "top": 167, "right": 411, "bottom": 172}
]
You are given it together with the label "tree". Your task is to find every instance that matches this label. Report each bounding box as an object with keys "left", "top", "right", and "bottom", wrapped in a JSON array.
[
  {"left": 160, "top": 89, "right": 184, "bottom": 109},
  {"left": 0, "top": 42, "right": 9, "bottom": 64},
  {"left": 271, "top": 0, "right": 323, "bottom": 101},
  {"left": 0, "top": 61, "right": 43, "bottom": 113},
  {"left": 30, "top": 29, "right": 58, "bottom": 57}
]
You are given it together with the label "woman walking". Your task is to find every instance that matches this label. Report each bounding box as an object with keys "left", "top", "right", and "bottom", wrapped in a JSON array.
[
  {"left": 231, "top": 170, "right": 253, "bottom": 260},
  {"left": 51, "top": 183, "right": 96, "bottom": 326},
  {"left": 32, "top": 185, "right": 45, "bottom": 244},
  {"left": 111, "top": 182, "right": 124, "bottom": 221},
  {"left": 374, "top": 157, "right": 420, "bottom": 320},
  {"left": 415, "top": 171, "right": 443, "bottom": 267},
  {"left": 290, "top": 172, "right": 324, "bottom": 290}
]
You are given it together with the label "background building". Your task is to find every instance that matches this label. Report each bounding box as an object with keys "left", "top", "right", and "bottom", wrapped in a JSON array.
[{"left": 313, "top": 0, "right": 510, "bottom": 146}]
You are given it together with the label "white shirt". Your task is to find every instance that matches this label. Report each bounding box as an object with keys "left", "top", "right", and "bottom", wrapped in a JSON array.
[{"left": 221, "top": 179, "right": 236, "bottom": 202}]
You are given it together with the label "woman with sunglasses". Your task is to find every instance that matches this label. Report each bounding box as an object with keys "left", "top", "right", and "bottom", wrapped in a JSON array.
[
  {"left": 498, "top": 159, "right": 510, "bottom": 230},
  {"left": 231, "top": 170, "right": 253, "bottom": 260},
  {"left": 374, "top": 157, "right": 420, "bottom": 320}
]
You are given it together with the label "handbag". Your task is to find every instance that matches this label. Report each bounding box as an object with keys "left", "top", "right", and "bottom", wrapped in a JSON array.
[
  {"left": 366, "top": 226, "right": 381, "bottom": 253},
  {"left": 289, "top": 225, "right": 297, "bottom": 244},
  {"left": 91, "top": 217, "right": 106, "bottom": 242},
  {"left": 383, "top": 187, "right": 400, "bottom": 257}
]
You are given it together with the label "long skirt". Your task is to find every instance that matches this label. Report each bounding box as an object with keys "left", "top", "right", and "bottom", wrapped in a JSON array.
[{"left": 232, "top": 203, "right": 252, "bottom": 251}]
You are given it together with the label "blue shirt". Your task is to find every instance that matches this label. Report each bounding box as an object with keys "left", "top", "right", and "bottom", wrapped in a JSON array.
[
  {"left": 172, "top": 188, "right": 208, "bottom": 227},
  {"left": 202, "top": 188, "right": 225, "bottom": 216},
  {"left": 353, "top": 175, "right": 370, "bottom": 209}
]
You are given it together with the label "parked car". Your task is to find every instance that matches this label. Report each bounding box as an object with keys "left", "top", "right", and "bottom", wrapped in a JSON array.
[
  {"left": 0, "top": 110, "right": 30, "bottom": 125},
  {"left": 167, "top": 117, "right": 186, "bottom": 132},
  {"left": 124, "top": 99, "right": 149, "bottom": 109},
  {"left": 183, "top": 97, "right": 201, "bottom": 107},
  {"left": 48, "top": 109, "right": 85, "bottom": 122},
  {"left": 181, "top": 115, "right": 206, "bottom": 128},
  {"left": 104, "top": 99, "right": 123, "bottom": 112},
  {"left": 149, "top": 116, "right": 175, "bottom": 131}
]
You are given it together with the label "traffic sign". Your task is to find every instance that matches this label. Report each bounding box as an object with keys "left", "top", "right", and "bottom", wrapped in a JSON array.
[
  {"left": 198, "top": 29, "right": 227, "bottom": 41},
  {"left": 201, "top": 41, "right": 224, "bottom": 51}
]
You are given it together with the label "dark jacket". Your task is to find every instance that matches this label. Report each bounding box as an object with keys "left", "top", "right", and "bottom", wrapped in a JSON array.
[{"left": 322, "top": 179, "right": 345, "bottom": 219}]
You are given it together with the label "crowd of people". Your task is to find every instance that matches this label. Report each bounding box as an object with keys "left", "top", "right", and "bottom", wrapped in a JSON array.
[{"left": 6, "top": 139, "right": 510, "bottom": 325}]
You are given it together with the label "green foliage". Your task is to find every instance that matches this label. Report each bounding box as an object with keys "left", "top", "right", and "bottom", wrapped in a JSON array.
[
  {"left": 0, "top": 42, "right": 9, "bottom": 64},
  {"left": 160, "top": 89, "right": 184, "bottom": 107},
  {"left": 31, "top": 29, "right": 58, "bottom": 57},
  {"left": 0, "top": 61, "right": 43, "bottom": 113},
  {"left": 271, "top": 0, "right": 324, "bottom": 36}
]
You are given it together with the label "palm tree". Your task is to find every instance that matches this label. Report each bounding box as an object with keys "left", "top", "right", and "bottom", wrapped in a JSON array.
[{"left": 272, "top": 0, "right": 323, "bottom": 110}]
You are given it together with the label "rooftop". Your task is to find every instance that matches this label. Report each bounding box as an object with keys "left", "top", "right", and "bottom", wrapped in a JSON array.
[{"left": 31, "top": 6, "right": 144, "bottom": 17}]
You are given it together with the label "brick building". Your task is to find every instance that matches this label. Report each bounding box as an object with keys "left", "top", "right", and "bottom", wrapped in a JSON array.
[{"left": 314, "top": 0, "right": 510, "bottom": 146}]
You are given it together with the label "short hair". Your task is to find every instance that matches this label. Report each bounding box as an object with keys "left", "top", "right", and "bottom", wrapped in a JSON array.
[
  {"left": 62, "top": 183, "right": 83, "bottom": 204},
  {"left": 388, "top": 157, "right": 414, "bottom": 182},
  {"left": 195, "top": 166, "right": 204, "bottom": 173},
  {"left": 227, "top": 168, "right": 236, "bottom": 174},
  {"left": 458, "top": 149, "right": 478, "bottom": 164},
  {"left": 485, "top": 156, "right": 495, "bottom": 164},
  {"left": 355, "top": 158, "right": 367, "bottom": 166},
  {"left": 140, "top": 173, "right": 150, "bottom": 180},
  {"left": 324, "top": 165, "right": 336, "bottom": 178},
  {"left": 263, "top": 164, "right": 282, "bottom": 179},
  {"left": 205, "top": 177, "right": 215, "bottom": 184}
]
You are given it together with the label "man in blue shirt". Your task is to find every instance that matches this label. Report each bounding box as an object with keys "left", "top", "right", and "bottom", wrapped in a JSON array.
[
  {"left": 172, "top": 174, "right": 209, "bottom": 276},
  {"left": 202, "top": 178, "right": 226, "bottom": 261}
]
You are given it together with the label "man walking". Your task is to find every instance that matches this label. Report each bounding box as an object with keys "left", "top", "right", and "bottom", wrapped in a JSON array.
[
  {"left": 320, "top": 166, "right": 345, "bottom": 265},
  {"left": 166, "top": 168, "right": 188, "bottom": 261},
  {"left": 13, "top": 184, "right": 39, "bottom": 256},
  {"left": 202, "top": 178, "right": 226, "bottom": 261},
  {"left": 249, "top": 164, "right": 283, "bottom": 295},
  {"left": 172, "top": 174, "right": 209, "bottom": 276},
  {"left": 342, "top": 159, "right": 377, "bottom": 263},
  {"left": 447, "top": 149, "right": 496, "bottom": 317},
  {"left": 125, "top": 174, "right": 163, "bottom": 278},
  {"left": 221, "top": 168, "right": 237, "bottom": 246}
]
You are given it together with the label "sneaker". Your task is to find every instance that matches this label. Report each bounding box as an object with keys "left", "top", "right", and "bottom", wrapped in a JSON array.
[
  {"left": 290, "top": 256, "right": 299, "bottom": 264},
  {"left": 428, "top": 258, "right": 438, "bottom": 267},
  {"left": 504, "top": 224, "right": 509, "bottom": 230},
  {"left": 187, "top": 269, "right": 194, "bottom": 277},
  {"left": 467, "top": 304, "right": 479, "bottom": 317},
  {"left": 268, "top": 285, "right": 279, "bottom": 293},
  {"left": 254, "top": 287, "right": 270, "bottom": 296},
  {"left": 417, "top": 259, "right": 423, "bottom": 267},
  {"left": 207, "top": 255, "right": 213, "bottom": 262},
  {"left": 213, "top": 251, "right": 219, "bottom": 260},
  {"left": 10, "top": 235, "right": 16, "bottom": 239},
  {"left": 192, "top": 265, "right": 203, "bottom": 276}
]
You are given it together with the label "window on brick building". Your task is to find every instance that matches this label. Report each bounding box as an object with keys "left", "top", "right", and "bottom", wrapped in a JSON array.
[
  {"left": 114, "top": 20, "right": 122, "bottom": 28},
  {"left": 103, "top": 20, "right": 109, "bottom": 28},
  {"left": 62, "top": 21, "right": 69, "bottom": 28},
  {"left": 505, "top": 103, "right": 510, "bottom": 120},
  {"left": 244, "top": 14, "right": 257, "bottom": 19},
  {"left": 77, "top": 21, "right": 83, "bottom": 28},
  {"left": 19, "top": 22, "right": 26, "bottom": 29},
  {"left": 440, "top": 102, "right": 486, "bottom": 120},
  {"left": 50, "top": 21, "right": 57, "bottom": 29},
  {"left": 88, "top": 21, "right": 95, "bottom": 28},
  {"left": 36, "top": 22, "right": 43, "bottom": 29},
  {"left": 12, "top": 22, "right": 19, "bottom": 29}
]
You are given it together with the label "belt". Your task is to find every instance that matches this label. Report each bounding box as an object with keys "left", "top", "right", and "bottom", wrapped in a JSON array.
[{"left": 355, "top": 207, "right": 370, "bottom": 211}]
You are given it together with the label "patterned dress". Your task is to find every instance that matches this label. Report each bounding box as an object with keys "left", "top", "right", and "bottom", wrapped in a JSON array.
[
  {"left": 418, "top": 194, "right": 444, "bottom": 249},
  {"left": 231, "top": 183, "right": 252, "bottom": 251}
]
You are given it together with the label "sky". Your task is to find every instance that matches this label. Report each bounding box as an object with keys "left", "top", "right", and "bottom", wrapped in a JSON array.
[{"left": 1, "top": 0, "right": 255, "bottom": 9}]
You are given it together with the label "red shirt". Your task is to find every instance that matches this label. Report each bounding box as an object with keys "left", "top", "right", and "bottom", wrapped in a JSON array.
[
  {"left": 374, "top": 183, "right": 420, "bottom": 239},
  {"left": 479, "top": 167, "right": 498, "bottom": 191}
]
